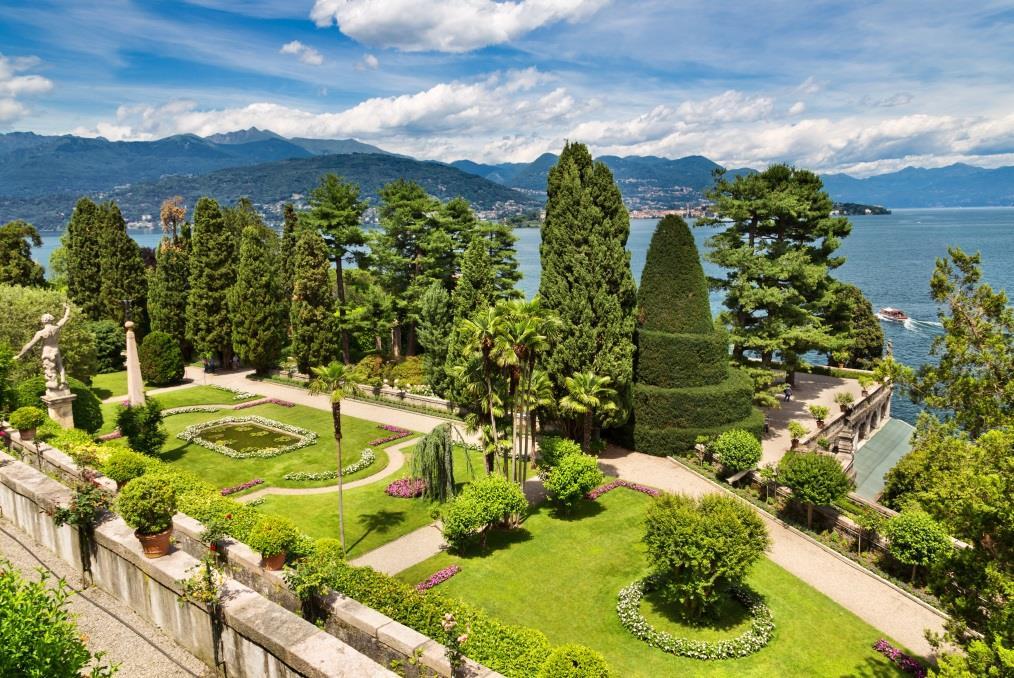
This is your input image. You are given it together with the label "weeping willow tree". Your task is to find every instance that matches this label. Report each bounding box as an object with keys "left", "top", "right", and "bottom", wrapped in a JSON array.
[{"left": 411, "top": 423, "right": 456, "bottom": 502}]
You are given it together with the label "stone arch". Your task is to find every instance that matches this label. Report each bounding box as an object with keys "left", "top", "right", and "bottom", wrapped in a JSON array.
[{"left": 858, "top": 420, "right": 869, "bottom": 441}]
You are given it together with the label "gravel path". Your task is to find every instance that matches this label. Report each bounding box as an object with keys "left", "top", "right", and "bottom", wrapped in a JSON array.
[{"left": 0, "top": 517, "right": 210, "bottom": 678}]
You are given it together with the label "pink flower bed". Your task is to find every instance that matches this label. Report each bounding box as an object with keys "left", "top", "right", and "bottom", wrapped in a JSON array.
[
  {"left": 386, "top": 478, "right": 427, "bottom": 498},
  {"left": 220, "top": 478, "right": 264, "bottom": 496},
  {"left": 586, "top": 479, "right": 661, "bottom": 500},
  {"left": 368, "top": 424, "right": 411, "bottom": 446},
  {"left": 872, "top": 640, "right": 926, "bottom": 677},
  {"left": 416, "top": 564, "right": 461, "bottom": 591},
  {"left": 97, "top": 430, "right": 123, "bottom": 441},
  {"left": 233, "top": 397, "right": 295, "bottom": 410}
]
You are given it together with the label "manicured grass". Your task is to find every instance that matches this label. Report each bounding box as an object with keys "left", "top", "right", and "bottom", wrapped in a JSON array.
[
  {"left": 396, "top": 489, "right": 906, "bottom": 677},
  {"left": 90, "top": 371, "right": 128, "bottom": 399},
  {"left": 97, "top": 385, "right": 257, "bottom": 434}
]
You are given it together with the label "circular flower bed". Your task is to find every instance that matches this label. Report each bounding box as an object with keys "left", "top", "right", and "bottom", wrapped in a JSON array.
[
  {"left": 177, "top": 416, "right": 317, "bottom": 459},
  {"left": 616, "top": 577, "right": 774, "bottom": 660}
]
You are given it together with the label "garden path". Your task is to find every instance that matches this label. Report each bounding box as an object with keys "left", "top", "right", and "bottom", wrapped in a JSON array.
[{"left": 597, "top": 446, "right": 947, "bottom": 657}]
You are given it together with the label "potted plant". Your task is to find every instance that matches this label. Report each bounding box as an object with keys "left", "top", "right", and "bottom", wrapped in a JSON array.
[
  {"left": 808, "top": 405, "right": 830, "bottom": 428},
  {"left": 787, "top": 421, "right": 809, "bottom": 449},
  {"left": 246, "top": 515, "right": 298, "bottom": 570},
  {"left": 834, "top": 391, "right": 855, "bottom": 412},
  {"left": 115, "top": 474, "right": 177, "bottom": 558},
  {"left": 9, "top": 406, "right": 47, "bottom": 441},
  {"left": 103, "top": 448, "right": 148, "bottom": 490},
  {"left": 858, "top": 375, "right": 874, "bottom": 397}
]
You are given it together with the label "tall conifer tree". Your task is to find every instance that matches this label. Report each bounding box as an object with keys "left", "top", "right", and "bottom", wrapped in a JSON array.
[
  {"left": 539, "top": 141, "right": 637, "bottom": 424},
  {"left": 0, "top": 220, "right": 45, "bottom": 287},
  {"left": 64, "top": 197, "right": 104, "bottom": 319},
  {"left": 290, "top": 227, "right": 338, "bottom": 373},
  {"left": 230, "top": 224, "right": 287, "bottom": 374},
  {"left": 417, "top": 282, "right": 454, "bottom": 395},
  {"left": 278, "top": 203, "right": 299, "bottom": 305},
  {"left": 186, "top": 197, "right": 236, "bottom": 361},
  {"left": 149, "top": 199, "right": 190, "bottom": 354},
  {"left": 476, "top": 220, "right": 522, "bottom": 300},
  {"left": 443, "top": 238, "right": 498, "bottom": 400},
  {"left": 98, "top": 202, "right": 148, "bottom": 328}
]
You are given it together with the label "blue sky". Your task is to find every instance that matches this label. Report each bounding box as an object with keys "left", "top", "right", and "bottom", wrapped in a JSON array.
[{"left": 2, "top": 0, "right": 1014, "bottom": 174}]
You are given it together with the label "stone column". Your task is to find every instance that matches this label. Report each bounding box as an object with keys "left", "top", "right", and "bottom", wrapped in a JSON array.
[
  {"left": 124, "top": 321, "right": 146, "bottom": 407},
  {"left": 41, "top": 391, "right": 77, "bottom": 429}
]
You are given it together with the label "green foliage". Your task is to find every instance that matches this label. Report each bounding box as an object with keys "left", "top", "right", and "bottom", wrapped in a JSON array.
[
  {"left": 639, "top": 215, "right": 713, "bottom": 335},
  {"left": 630, "top": 409, "right": 766, "bottom": 458},
  {"left": 278, "top": 204, "right": 299, "bottom": 305},
  {"left": 537, "top": 435, "right": 582, "bottom": 470},
  {"left": 808, "top": 405, "right": 830, "bottom": 421},
  {"left": 88, "top": 320, "right": 125, "bottom": 373},
  {"left": 290, "top": 227, "right": 338, "bottom": 373},
  {"left": 634, "top": 369, "right": 755, "bottom": 430},
  {"left": 643, "top": 493, "right": 769, "bottom": 618},
  {"left": 560, "top": 371, "right": 619, "bottom": 451},
  {"left": 474, "top": 219, "right": 522, "bottom": 302},
  {"left": 778, "top": 451, "right": 853, "bottom": 527},
  {"left": 411, "top": 423, "right": 456, "bottom": 502},
  {"left": 536, "top": 644, "right": 610, "bottom": 678},
  {"left": 16, "top": 376, "right": 103, "bottom": 433},
  {"left": 884, "top": 509, "right": 951, "bottom": 575},
  {"left": 787, "top": 421, "right": 809, "bottom": 440},
  {"left": 115, "top": 473, "right": 177, "bottom": 535},
  {"left": 824, "top": 283, "right": 884, "bottom": 368},
  {"left": 635, "top": 329, "right": 729, "bottom": 389},
  {"left": 229, "top": 224, "right": 287, "bottom": 374},
  {"left": 388, "top": 356, "right": 424, "bottom": 384},
  {"left": 9, "top": 405, "right": 46, "bottom": 430},
  {"left": 416, "top": 282, "right": 453, "bottom": 394},
  {"left": 116, "top": 399, "right": 167, "bottom": 456},
  {"left": 103, "top": 448, "right": 149, "bottom": 485},
  {"left": 0, "top": 220, "right": 45, "bottom": 287},
  {"left": 543, "top": 453, "right": 604, "bottom": 509},
  {"left": 97, "top": 202, "right": 148, "bottom": 327},
  {"left": 138, "top": 331, "right": 184, "bottom": 386},
  {"left": 834, "top": 391, "right": 855, "bottom": 409},
  {"left": 712, "top": 429, "right": 762, "bottom": 473},
  {"left": 63, "top": 197, "right": 104, "bottom": 320},
  {"left": 540, "top": 142, "right": 637, "bottom": 420},
  {"left": 246, "top": 515, "right": 300, "bottom": 557},
  {"left": 0, "top": 558, "right": 117, "bottom": 677},
  {"left": 148, "top": 238, "right": 190, "bottom": 354},
  {"left": 0, "top": 341, "right": 14, "bottom": 415},
  {"left": 53, "top": 483, "right": 109, "bottom": 529},
  {"left": 441, "top": 473, "right": 527, "bottom": 550},
  {"left": 186, "top": 197, "right": 237, "bottom": 359}
]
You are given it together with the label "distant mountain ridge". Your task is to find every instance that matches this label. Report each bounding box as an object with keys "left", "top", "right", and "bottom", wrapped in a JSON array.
[{"left": 821, "top": 163, "right": 1014, "bottom": 208}]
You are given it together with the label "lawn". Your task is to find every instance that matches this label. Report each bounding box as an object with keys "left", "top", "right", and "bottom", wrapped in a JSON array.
[
  {"left": 90, "top": 371, "right": 128, "bottom": 399},
  {"left": 97, "top": 385, "right": 258, "bottom": 434},
  {"left": 396, "top": 489, "right": 906, "bottom": 677}
]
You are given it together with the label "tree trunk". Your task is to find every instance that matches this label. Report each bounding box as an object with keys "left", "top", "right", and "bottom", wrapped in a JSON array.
[
  {"left": 583, "top": 411, "right": 592, "bottom": 453},
  {"left": 374, "top": 334, "right": 383, "bottom": 353},
  {"left": 911, "top": 564, "right": 917, "bottom": 584},
  {"left": 391, "top": 324, "right": 402, "bottom": 359},
  {"left": 331, "top": 398, "right": 346, "bottom": 552},
  {"left": 335, "top": 256, "right": 351, "bottom": 365},
  {"left": 806, "top": 503, "right": 813, "bottom": 529},
  {"left": 406, "top": 323, "right": 416, "bottom": 357}
]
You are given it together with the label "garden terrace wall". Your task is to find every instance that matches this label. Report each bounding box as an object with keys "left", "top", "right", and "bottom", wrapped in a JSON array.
[{"left": 2, "top": 428, "right": 116, "bottom": 494}]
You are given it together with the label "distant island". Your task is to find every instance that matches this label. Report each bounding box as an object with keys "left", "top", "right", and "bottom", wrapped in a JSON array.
[{"left": 833, "top": 202, "right": 891, "bottom": 216}]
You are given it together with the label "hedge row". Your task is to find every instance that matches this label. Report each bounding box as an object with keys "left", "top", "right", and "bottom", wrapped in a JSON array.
[
  {"left": 636, "top": 215, "right": 714, "bottom": 335},
  {"left": 633, "top": 409, "right": 766, "bottom": 456},
  {"left": 16, "top": 376, "right": 104, "bottom": 433},
  {"left": 635, "top": 329, "right": 729, "bottom": 388},
  {"left": 632, "top": 368, "right": 754, "bottom": 430}
]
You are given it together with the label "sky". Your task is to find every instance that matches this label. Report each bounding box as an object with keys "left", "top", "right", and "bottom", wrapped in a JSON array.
[{"left": 2, "top": 0, "right": 1014, "bottom": 175}]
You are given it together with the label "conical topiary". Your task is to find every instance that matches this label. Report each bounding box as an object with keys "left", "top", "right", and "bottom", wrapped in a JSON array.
[{"left": 632, "top": 215, "right": 763, "bottom": 455}]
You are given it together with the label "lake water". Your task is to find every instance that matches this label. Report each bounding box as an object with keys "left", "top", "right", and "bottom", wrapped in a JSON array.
[{"left": 34, "top": 208, "right": 1014, "bottom": 423}]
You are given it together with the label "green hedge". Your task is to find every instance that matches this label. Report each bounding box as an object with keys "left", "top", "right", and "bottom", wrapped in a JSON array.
[
  {"left": 637, "top": 215, "right": 713, "bottom": 335},
  {"left": 635, "top": 329, "right": 728, "bottom": 388},
  {"left": 633, "top": 409, "right": 765, "bottom": 456},
  {"left": 15, "top": 376, "right": 103, "bottom": 433},
  {"left": 632, "top": 368, "right": 754, "bottom": 430}
]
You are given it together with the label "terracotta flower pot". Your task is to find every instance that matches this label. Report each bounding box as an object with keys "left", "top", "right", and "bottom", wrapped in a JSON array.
[
  {"left": 137, "top": 527, "right": 173, "bottom": 558},
  {"left": 18, "top": 427, "right": 36, "bottom": 441},
  {"left": 790, "top": 438, "right": 800, "bottom": 449},
  {"left": 261, "top": 551, "right": 286, "bottom": 571},
  {"left": 817, "top": 420, "right": 825, "bottom": 429}
]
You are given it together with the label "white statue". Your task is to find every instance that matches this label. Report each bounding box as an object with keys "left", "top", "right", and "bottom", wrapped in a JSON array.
[{"left": 16, "top": 304, "right": 71, "bottom": 394}]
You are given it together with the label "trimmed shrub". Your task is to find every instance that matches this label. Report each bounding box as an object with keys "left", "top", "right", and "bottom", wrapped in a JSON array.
[
  {"left": 88, "top": 319, "right": 125, "bottom": 373},
  {"left": 246, "top": 515, "right": 300, "bottom": 557},
  {"left": 712, "top": 429, "right": 762, "bottom": 473},
  {"left": 632, "top": 409, "right": 765, "bottom": 457},
  {"left": 116, "top": 398, "right": 166, "bottom": 455},
  {"left": 115, "top": 473, "right": 177, "bottom": 535},
  {"left": 778, "top": 451, "right": 854, "bottom": 527},
  {"left": 15, "top": 376, "right": 103, "bottom": 433},
  {"left": 389, "top": 356, "right": 425, "bottom": 385},
  {"left": 635, "top": 329, "right": 728, "bottom": 389},
  {"left": 633, "top": 369, "right": 755, "bottom": 430},
  {"left": 9, "top": 406, "right": 46, "bottom": 430},
  {"left": 637, "top": 215, "right": 713, "bottom": 335},
  {"left": 441, "top": 474, "right": 527, "bottom": 550},
  {"left": 139, "top": 331, "right": 184, "bottom": 386},
  {"left": 884, "top": 509, "right": 952, "bottom": 582},
  {"left": 543, "top": 454, "right": 604, "bottom": 509},
  {"left": 536, "top": 644, "right": 610, "bottom": 678},
  {"left": 537, "top": 436, "right": 582, "bottom": 470},
  {"left": 103, "top": 448, "right": 148, "bottom": 485}
]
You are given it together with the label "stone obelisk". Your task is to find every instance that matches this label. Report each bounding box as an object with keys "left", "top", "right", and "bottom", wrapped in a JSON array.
[{"left": 124, "top": 321, "right": 146, "bottom": 407}]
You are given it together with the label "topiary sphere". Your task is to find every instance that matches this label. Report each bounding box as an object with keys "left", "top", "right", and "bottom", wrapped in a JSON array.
[
  {"left": 536, "top": 644, "right": 611, "bottom": 678},
  {"left": 138, "top": 331, "right": 184, "bottom": 386},
  {"left": 713, "top": 428, "right": 762, "bottom": 473}
]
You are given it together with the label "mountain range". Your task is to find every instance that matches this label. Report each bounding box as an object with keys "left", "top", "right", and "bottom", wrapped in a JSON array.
[{"left": 1, "top": 127, "right": 1012, "bottom": 230}]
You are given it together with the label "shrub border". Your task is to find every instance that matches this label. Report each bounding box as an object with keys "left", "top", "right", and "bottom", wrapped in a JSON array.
[{"left": 177, "top": 415, "right": 318, "bottom": 459}]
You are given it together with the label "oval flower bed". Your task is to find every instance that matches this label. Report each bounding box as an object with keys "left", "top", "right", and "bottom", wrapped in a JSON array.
[
  {"left": 386, "top": 478, "right": 427, "bottom": 498},
  {"left": 282, "top": 448, "right": 376, "bottom": 481},
  {"left": 177, "top": 416, "right": 317, "bottom": 459},
  {"left": 616, "top": 577, "right": 774, "bottom": 660},
  {"left": 416, "top": 564, "right": 461, "bottom": 591}
]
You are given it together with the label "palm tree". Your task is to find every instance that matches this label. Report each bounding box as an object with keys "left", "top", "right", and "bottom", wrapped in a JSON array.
[
  {"left": 560, "top": 371, "right": 619, "bottom": 453},
  {"left": 459, "top": 307, "right": 505, "bottom": 472},
  {"left": 309, "top": 361, "right": 358, "bottom": 552}
]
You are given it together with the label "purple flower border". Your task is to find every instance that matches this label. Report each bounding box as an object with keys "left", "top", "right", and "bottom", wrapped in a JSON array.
[
  {"left": 872, "top": 640, "right": 926, "bottom": 677},
  {"left": 221, "top": 478, "right": 265, "bottom": 496},
  {"left": 586, "top": 479, "right": 661, "bottom": 500},
  {"left": 416, "top": 564, "right": 461, "bottom": 591},
  {"left": 386, "top": 478, "right": 427, "bottom": 498},
  {"left": 368, "top": 424, "right": 411, "bottom": 447},
  {"left": 233, "top": 397, "right": 295, "bottom": 410}
]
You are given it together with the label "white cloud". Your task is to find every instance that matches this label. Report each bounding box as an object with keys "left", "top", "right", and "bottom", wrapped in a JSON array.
[
  {"left": 310, "top": 0, "right": 609, "bottom": 52},
  {"left": 280, "top": 40, "right": 324, "bottom": 66},
  {"left": 354, "top": 53, "right": 379, "bottom": 71},
  {"left": 788, "top": 101, "right": 805, "bottom": 116},
  {"left": 0, "top": 53, "right": 53, "bottom": 124},
  {"left": 860, "top": 92, "right": 914, "bottom": 108},
  {"left": 796, "top": 76, "right": 822, "bottom": 95}
]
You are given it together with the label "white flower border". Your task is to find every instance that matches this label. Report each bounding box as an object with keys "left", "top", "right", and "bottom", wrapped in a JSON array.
[
  {"left": 282, "top": 449, "right": 376, "bottom": 481},
  {"left": 177, "top": 415, "right": 318, "bottom": 459},
  {"left": 616, "top": 578, "right": 774, "bottom": 660},
  {"left": 210, "top": 384, "right": 258, "bottom": 400},
  {"left": 163, "top": 405, "right": 224, "bottom": 416}
]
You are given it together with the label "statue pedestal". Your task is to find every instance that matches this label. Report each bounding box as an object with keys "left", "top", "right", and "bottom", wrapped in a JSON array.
[{"left": 41, "top": 391, "right": 77, "bottom": 429}]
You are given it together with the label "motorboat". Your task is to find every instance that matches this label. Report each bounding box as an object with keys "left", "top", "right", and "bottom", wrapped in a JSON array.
[{"left": 878, "top": 307, "right": 909, "bottom": 322}]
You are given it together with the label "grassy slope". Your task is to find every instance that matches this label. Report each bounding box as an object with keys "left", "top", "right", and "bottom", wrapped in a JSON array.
[
  {"left": 90, "top": 371, "right": 128, "bottom": 399},
  {"left": 396, "top": 489, "right": 905, "bottom": 677}
]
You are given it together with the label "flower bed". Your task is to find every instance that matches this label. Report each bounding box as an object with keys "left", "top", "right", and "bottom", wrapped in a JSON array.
[
  {"left": 210, "top": 384, "right": 258, "bottom": 400},
  {"left": 616, "top": 577, "right": 774, "bottom": 660},
  {"left": 282, "top": 448, "right": 376, "bottom": 481},
  {"left": 367, "top": 424, "right": 411, "bottom": 447},
  {"left": 97, "top": 430, "right": 123, "bottom": 441},
  {"left": 872, "top": 640, "right": 926, "bottom": 677},
  {"left": 587, "top": 479, "right": 661, "bottom": 500},
  {"left": 233, "top": 397, "right": 295, "bottom": 410},
  {"left": 177, "top": 416, "right": 317, "bottom": 459},
  {"left": 416, "top": 564, "right": 461, "bottom": 591},
  {"left": 386, "top": 478, "right": 427, "bottom": 498},
  {"left": 162, "top": 405, "right": 224, "bottom": 417},
  {"left": 221, "top": 478, "right": 265, "bottom": 496}
]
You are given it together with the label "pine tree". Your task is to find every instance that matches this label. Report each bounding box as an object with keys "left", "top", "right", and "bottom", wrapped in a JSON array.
[
  {"left": 417, "top": 282, "right": 453, "bottom": 395},
  {"left": 0, "top": 220, "right": 45, "bottom": 287},
  {"left": 230, "top": 224, "right": 287, "bottom": 374},
  {"left": 64, "top": 197, "right": 104, "bottom": 319},
  {"left": 186, "top": 197, "right": 237, "bottom": 362},
  {"left": 632, "top": 215, "right": 763, "bottom": 454},
  {"left": 539, "top": 142, "right": 637, "bottom": 425},
  {"left": 149, "top": 199, "right": 190, "bottom": 355},
  {"left": 304, "top": 174, "right": 367, "bottom": 364},
  {"left": 278, "top": 203, "right": 299, "bottom": 305},
  {"left": 476, "top": 219, "right": 522, "bottom": 300},
  {"left": 439, "top": 197, "right": 479, "bottom": 265},
  {"left": 98, "top": 202, "right": 148, "bottom": 328},
  {"left": 290, "top": 227, "right": 338, "bottom": 373},
  {"left": 825, "top": 282, "right": 884, "bottom": 368}
]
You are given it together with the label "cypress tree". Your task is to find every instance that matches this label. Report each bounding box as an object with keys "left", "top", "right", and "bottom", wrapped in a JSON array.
[
  {"left": 186, "top": 197, "right": 236, "bottom": 362},
  {"left": 98, "top": 202, "right": 148, "bottom": 328},
  {"left": 476, "top": 219, "right": 522, "bottom": 300},
  {"left": 64, "top": 197, "right": 104, "bottom": 319},
  {"left": 230, "top": 224, "right": 287, "bottom": 374},
  {"left": 278, "top": 203, "right": 299, "bottom": 305},
  {"left": 632, "top": 215, "right": 763, "bottom": 455},
  {"left": 149, "top": 238, "right": 190, "bottom": 355},
  {"left": 290, "top": 227, "right": 338, "bottom": 373},
  {"left": 443, "top": 238, "right": 498, "bottom": 400},
  {"left": 417, "top": 282, "right": 453, "bottom": 395},
  {"left": 539, "top": 142, "right": 637, "bottom": 423}
]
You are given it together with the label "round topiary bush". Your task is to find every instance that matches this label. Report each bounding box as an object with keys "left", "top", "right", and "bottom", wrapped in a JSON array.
[
  {"left": 103, "top": 448, "right": 150, "bottom": 486},
  {"left": 537, "top": 436, "right": 582, "bottom": 470},
  {"left": 9, "top": 406, "right": 47, "bottom": 431},
  {"left": 543, "top": 453, "right": 605, "bottom": 509},
  {"left": 441, "top": 474, "right": 528, "bottom": 550},
  {"left": 115, "top": 474, "right": 177, "bottom": 535},
  {"left": 536, "top": 644, "right": 611, "bottom": 677},
  {"left": 246, "top": 515, "right": 300, "bottom": 557},
  {"left": 138, "top": 331, "right": 184, "bottom": 386},
  {"left": 712, "top": 429, "right": 762, "bottom": 474},
  {"left": 15, "top": 376, "right": 103, "bottom": 433}
]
